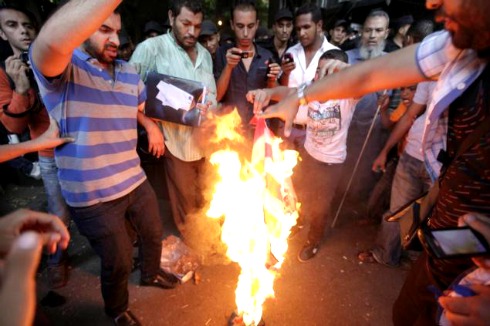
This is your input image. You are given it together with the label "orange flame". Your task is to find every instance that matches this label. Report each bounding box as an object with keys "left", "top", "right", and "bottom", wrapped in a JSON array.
[{"left": 207, "top": 110, "right": 299, "bottom": 325}]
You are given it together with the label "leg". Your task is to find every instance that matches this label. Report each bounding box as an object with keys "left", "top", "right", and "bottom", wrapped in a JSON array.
[
  {"left": 69, "top": 198, "right": 133, "bottom": 317},
  {"left": 126, "top": 180, "right": 163, "bottom": 280},
  {"left": 163, "top": 150, "right": 204, "bottom": 231},
  {"left": 372, "top": 153, "right": 429, "bottom": 266},
  {"left": 392, "top": 252, "right": 439, "bottom": 325}
]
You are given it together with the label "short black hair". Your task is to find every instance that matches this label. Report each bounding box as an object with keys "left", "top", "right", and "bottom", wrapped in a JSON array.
[
  {"left": 406, "top": 19, "right": 435, "bottom": 43},
  {"left": 295, "top": 3, "right": 322, "bottom": 24},
  {"left": 230, "top": 0, "right": 257, "bottom": 21},
  {"left": 319, "top": 49, "right": 348, "bottom": 64},
  {"left": 0, "top": 4, "right": 39, "bottom": 31},
  {"left": 170, "top": 0, "right": 203, "bottom": 17}
]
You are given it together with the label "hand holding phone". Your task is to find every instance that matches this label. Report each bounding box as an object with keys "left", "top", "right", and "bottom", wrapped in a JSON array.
[{"left": 418, "top": 226, "right": 490, "bottom": 259}]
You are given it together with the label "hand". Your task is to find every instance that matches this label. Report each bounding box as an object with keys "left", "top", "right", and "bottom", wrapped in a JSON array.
[
  {"left": 459, "top": 213, "right": 490, "bottom": 270},
  {"left": 196, "top": 101, "right": 213, "bottom": 116},
  {"left": 280, "top": 60, "right": 296, "bottom": 76},
  {"left": 33, "top": 116, "right": 74, "bottom": 150},
  {"left": 256, "top": 93, "right": 299, "bottom": 137},
  {"left": 225, "top": 47, "right": 243, "bottom": 69},
  {"left": 0, "top": 209, "right": 70, "bottom": 257},
  {"left": 377, "top": 94, "right": 390, "bottom": 113},
  {"left": 439, "top": 284, "right": 490, "bottom": 326},
  {"left": 246, "top": 89, "right": 272, "bottom": 115},
  {"left": 5, "top": 55, "right": 30, "bottom": 95},
  {"left": 0, "top": 232, "right": 42, "bottom": 326},
  {"left": 372, "top": 151, "right": 388, "bottom": 173},
  {"left": 318, "top": 59, "right": 350, "bottom": 79},
  {"left": 266, "top": 61, "right": 281, "bottom": 81},
  {"left": 145, "top": 120, "right": 164, "bottom": 158}
]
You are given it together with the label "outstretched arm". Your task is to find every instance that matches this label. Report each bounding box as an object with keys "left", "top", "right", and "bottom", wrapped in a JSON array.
[
  {"left": 31, "top": 0, "right": 122, "bottom": 77},
  {"left": 258, "top": 44, "right": 427, "bottom": 136}
]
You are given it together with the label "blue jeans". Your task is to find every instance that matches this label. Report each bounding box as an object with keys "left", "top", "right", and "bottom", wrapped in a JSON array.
[
  {"left": 372, "top": 152, "right": 432, "bottom": 266},
  {"left": 39, "top": 156, "right": 70, "bottom": 265},
  {"left": 69, "top": 180, "right": 163, "bottom": 316}
]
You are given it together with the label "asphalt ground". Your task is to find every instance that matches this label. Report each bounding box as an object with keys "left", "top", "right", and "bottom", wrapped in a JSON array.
[{"left": 1, "top": 174, "right": 410, "bottom": 326}]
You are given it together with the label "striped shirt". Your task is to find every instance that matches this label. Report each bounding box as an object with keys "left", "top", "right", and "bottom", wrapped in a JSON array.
[
  {"left": 30, "top": 48, "right": 147, "bottom": 207},
  {"left": 130, "top": 33, "right": 217, "bottom": 162},
  {"left": 416, "top": 30, "right": 487, "bottom": 181}
]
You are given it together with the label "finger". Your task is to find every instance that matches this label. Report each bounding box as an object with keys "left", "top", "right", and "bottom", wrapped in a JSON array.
[
  {"left": 439, "top": 295, "right": 472, "bottom": 316},
  {"left": 442, "top": 310, "right": 474, "bottom": 326},
  {"left": 0, "top": 232, "right": 41, "bottom": 326}
]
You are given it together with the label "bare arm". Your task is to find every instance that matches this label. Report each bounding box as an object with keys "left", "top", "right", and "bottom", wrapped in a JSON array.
[
  {"left": 216, "top": 48, "right": 241, "bottom": 101},
  {"left": 372, "top": 102, "right": 426, "bottom": 172},
  {"left": 259, "top": 44, "right": 428, "bottom": 136},
  {"left": 137, "top": 102, "right": 164, "bottom": 158},
  {"left": 31, "top": 0, "right": 122, "bottom": 77}
]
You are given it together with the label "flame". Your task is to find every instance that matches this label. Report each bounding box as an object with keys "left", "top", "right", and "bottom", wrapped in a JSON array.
[{"left": 207, "top": 110, "right": 299, "bottom": 325}]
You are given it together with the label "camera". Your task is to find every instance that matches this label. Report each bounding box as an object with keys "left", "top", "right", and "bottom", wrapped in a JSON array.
[
  {"left": 231, "top": 50, "right": 252, "bottom": 59},
  {"left": 282, "top": 53, "right": 294, "bottom": 64},
  {"left": 418, "top": 226, "right": 490, "bottom": 259},
  {"left": 20, "top": 51, "right": 29, "bottom": 65}
]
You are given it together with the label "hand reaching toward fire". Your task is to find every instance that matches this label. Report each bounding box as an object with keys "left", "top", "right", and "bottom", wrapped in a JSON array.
[{"left": 246, "top": 89, "right": 273, "bottom": 115}]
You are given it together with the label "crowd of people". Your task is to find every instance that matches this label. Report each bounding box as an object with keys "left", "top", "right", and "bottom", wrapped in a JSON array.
[{"left": 0, "top": 0, "right": 489, "bottom": 325}]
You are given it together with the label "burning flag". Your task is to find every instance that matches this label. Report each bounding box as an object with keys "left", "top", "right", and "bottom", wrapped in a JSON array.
[{"left": 206, "top": 111, "right": 299, "bottom": 325}]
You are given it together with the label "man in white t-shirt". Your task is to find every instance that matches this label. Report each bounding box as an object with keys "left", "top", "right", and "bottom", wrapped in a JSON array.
[{"left": 247, "top": 49, "right": 357, "bottom": 262}]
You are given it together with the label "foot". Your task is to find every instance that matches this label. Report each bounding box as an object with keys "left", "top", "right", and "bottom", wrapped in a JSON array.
[
  {"left": 297, "top": 242, "right": 319, "bottom": 262},
  {"left": 47, "top": 262, "right": 68, "bottom": 289},
  {"left": 140, "top": 270, "right": 178, "bottom": 289},
  {"left": 357, "top": 251, "right": 376, "bottom": 263},
  {"left": 113, "top": 310, "right": 141, "bottom": 326}
]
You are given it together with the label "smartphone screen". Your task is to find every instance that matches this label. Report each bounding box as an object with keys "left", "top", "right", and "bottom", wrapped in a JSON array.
[{"left": 421, "top": 227, "right": 490, "bottom": 259}]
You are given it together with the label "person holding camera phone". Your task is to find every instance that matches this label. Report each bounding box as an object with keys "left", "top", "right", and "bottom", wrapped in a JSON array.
[
  {"left": 214, "top": 0, "right": 280, "bottom": 138},
  {"left": 436, "top": 213, "right": 490, "bottom": 326},
  {"left": 0, "top": 4, "right": 72, "bottom": 290}
]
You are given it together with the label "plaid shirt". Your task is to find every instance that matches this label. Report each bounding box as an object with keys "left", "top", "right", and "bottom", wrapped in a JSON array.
[{"left": 416, "top": 31, "right": 488, "bottom": 181}]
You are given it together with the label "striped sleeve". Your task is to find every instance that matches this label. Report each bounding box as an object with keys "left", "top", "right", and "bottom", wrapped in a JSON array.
[{"left": 416, "top": 30, "right": 460, "bottom": 79}]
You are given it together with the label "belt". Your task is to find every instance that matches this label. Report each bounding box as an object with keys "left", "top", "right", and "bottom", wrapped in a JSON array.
[{"left": 292, "top": 123, "right": 307, "bottom": 130}]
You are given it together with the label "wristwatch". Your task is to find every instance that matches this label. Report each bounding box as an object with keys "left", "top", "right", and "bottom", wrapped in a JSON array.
[{"left": 297, "top": 82, "right": 309, "bottom": 106}]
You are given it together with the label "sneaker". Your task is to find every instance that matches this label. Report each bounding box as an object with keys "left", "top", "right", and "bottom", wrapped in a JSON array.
[
  {"left": 47, "top": 262, "right": 68, "bottom": 289},
  {"left": 29, "top": 162, "right": 41, "bottom": 180},
  {"left": 113, "top": 310, "right": 141, "bottom": 326},
  {"left": 297, "top": 242, "right": 319, "bottom": 262}
]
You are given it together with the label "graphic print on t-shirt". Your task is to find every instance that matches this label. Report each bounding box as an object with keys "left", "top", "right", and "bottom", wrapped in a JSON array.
[{"left": 307, "top": 101, "right": 341, "bottom": 145}]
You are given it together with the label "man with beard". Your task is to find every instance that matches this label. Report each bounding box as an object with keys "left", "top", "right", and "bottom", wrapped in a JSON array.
[
  {"left": 0, "top": 4, "right": 71, "bottom": 289},
  {"left": 256, "top": 0, "right": 490, "bottom": 324},
  {"left": 336, "top": 10, "right": 392, "bottom": 217},
  {"left": 258, "top": 8, "right": 295, "bottom": 65},
  {"left": 130, "top": 0, "right": 216, "bottom": 233},
  {"left": 30, "top": 1, "right": 173, "bottom": 324}
]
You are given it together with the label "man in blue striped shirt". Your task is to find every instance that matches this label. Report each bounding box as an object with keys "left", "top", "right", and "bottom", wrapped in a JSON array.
[{"left": 30, "top": 1, "right": 174, "bottom": 324}]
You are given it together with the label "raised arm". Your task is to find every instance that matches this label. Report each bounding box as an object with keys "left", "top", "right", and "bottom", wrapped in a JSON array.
[
  {"left": 259, "top": 44, "right": 428, "bottom": 136},
  {"left": 31, "top": 0, "right": 122, "bottom": 77}
]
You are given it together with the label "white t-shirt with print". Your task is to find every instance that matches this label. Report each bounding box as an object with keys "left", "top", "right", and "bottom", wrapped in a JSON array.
[{"left": 304, "top": 98, "right": 358, "bottom": 163}]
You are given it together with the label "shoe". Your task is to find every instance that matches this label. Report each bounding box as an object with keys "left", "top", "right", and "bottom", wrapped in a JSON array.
[
  {"left": 47, "top": 262, "right": 68, "bottom": 289},
  {"left": 29, "top": 162, "right": 41, "bottom": 180},
  {"left": 140, "top": 270, "right": 178, "bottom": 289},
  {"left": 113, "top": 310, "right": 141, "bottom": 326},
  {"left": 297, "top": 242, "right": 319, "bottom": 262},
  {"left": 357, "top": 251, "right": 376, "bottom": 263}
]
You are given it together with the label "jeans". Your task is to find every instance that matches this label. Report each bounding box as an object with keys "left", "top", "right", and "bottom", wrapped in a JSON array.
[
  {"left": 39, "top": 156, "right": 70, "bottom": 266},
  {"left": 69, "top": 180, "right": 163, "bottom": 316},
  {"left": 295, "top": 150, "right": 344, "bottom": 245},
  {"left": 372, "top": 152, "right": 432, "bottom": 266}
]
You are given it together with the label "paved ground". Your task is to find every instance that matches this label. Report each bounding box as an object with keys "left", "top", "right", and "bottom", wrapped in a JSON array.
[{"left": 1, "top": 176, "right": 410, "bottom": 326}]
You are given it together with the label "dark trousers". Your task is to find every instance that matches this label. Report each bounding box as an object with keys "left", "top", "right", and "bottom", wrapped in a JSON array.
[
  {"left": 294, "top": 150, "right": 344, "bottom": 245},
  {"left": 69, "top": 180, "right": 163, "bottom": 317},
  {"left": 392, "top": 252, "right": 439, "bottom": 326},
  {"left": 163, "top": 150, "right": 206, "bottom": 232}
]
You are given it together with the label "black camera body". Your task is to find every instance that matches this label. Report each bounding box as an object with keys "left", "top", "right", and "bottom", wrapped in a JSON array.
[
  {"left": 283, "top": 53, "right": 294, "bottom": 64},
  {"left": 231, "top": 50, "right": 252, "bottom": 59},
  {"left": 20, "top": 51, "right": 29, "bottom": 65}
]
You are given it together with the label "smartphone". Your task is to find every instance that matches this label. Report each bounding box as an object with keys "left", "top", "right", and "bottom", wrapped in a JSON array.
[
  {"left": 231, "top": 50, "right": 252, "bottom": 59},
  {"left": 418, "top": 226, "right": 490, "bottom": 259},
  {"left": 283, "top": 53, "right": 294, "bottom": 64},
  {"left": 20, "top": 51, "right": 29, "bottom": 64}
]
